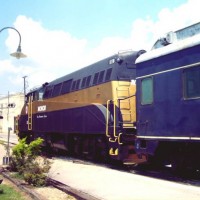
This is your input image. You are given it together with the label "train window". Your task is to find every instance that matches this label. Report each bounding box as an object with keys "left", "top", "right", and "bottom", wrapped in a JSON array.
[
  {"left": 32, "top": 92, "right": 36, "bottom": 101},
  {"left": 105, "top": 68, "right": 112, "bottom": 81},
  {"left": 98, "top": 70, "right": 105, "bottom": 83},
  {"left": 81, "top": 77, "right": 87, "bottom": 88},
  {"left": 43, "top": 86, "right": 53, "bottom": 99},
  {"left": 86, "top": 75, "right": 91, "bottom": 87},
  {"left": 38, "top": 88, "right": 44, "bottom": 100},
  {"left": 75, "top": 79, "right": 81, "bottom": 90},
  {"left": 71, "top": 81, "right": 76, "bottom": 91},
  {"left": 141, "top": 77, "right": 153, "bottom": 105},
  {"left": 52, "top": 83, "right": 62, "bottom": 97},
  {"left": 183, "top": 66, "right": 200, "bottom": 99},
  {"left": 61, "top": 79, "right": 72, "bottom": 94},
  {"left": 93, "top": 73, "right": 99, "bottom": 85}
]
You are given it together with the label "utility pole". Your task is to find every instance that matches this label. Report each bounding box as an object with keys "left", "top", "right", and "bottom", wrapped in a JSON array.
[
  {"left": 7, "top": 91, "right": 9, "bottom": 121},
  {"left": 22, "top": 76, "right": 27, "bottom": 102}
]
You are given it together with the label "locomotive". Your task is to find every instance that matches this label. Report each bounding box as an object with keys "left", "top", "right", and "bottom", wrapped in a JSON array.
[
  {"left": 17, "top": 22, "right": 200, "bottom": 170},
  {"left": 17, "top": 49, "right": 146, "bottom": 164}
]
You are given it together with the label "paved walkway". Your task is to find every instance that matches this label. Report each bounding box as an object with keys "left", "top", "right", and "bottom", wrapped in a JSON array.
[{"left": 49, "top": 157, "right": 200, "bottom": 200}]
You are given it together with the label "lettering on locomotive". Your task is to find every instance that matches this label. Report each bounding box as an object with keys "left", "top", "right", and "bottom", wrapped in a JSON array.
[{"left": 37, "top": 105, "right": 47, "bottom": 112}]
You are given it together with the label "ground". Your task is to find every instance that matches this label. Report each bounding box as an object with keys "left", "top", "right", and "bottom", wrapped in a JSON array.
[{"left": 0, "top": 143, "right": 76, "bottom": 200}]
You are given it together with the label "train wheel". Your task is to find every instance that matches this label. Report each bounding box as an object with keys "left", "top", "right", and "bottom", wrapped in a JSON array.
[
  {"left": 95, "top": 136, "right": 109, "bottom": 162},
  {"left": 170, "top": 153, "right": 186, "bottom": 174},
  {"left": 87, "top": 136, "right": 96, "bottom": 160}
]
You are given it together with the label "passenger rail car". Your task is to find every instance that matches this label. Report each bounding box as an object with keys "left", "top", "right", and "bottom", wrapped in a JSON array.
[
  {"left": 18, "top": 50, "right": 146, "bottom": 163},
  {"left": 135, "top": 22, "right": 200, "bottom": 170}
]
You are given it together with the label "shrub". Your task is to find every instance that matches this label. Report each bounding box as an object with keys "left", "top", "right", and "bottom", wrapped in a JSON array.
[
  {"left": 10, "top": 137, "right": 51, "bottom": 186},
  {"left": 23, "top": 160, "right": 51, "bottom": 186}
]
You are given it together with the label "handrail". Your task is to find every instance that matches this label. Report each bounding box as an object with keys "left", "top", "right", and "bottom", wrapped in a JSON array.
[
  {"left": 28, "top": 95, "right": 33, "bottom": 130},
  {"left": 106, "top": 99, "right": 119, "bottom": 142},
  {"left": 106, "top": 100, "right": 111, "bottom": 137}
]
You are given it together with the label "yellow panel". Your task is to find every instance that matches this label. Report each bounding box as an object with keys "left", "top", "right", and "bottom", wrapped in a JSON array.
[
  {"left": 119, "top": 100, "right": 130, "bottom": 110},
  {"left": 118, "top": 81, "right": 130, "bottom": 86},
  {"left": 121, "top": 111, "right": 132, "bottom": 122},
  {"left": 116, "top": 88, "right": 129, "bottom": 98}
]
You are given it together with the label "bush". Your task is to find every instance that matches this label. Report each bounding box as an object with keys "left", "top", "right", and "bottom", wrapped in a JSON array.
[{"left": 10, "top": 137, "right": 51, "bottom": 186}]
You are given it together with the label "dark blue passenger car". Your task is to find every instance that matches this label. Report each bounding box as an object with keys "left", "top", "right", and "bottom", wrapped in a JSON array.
[{"left": 135, "top": 23, "right": 200, "bottom": 170}]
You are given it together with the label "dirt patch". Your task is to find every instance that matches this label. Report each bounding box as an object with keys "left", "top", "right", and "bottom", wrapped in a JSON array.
[{"left": 34, "top": 186, "right": 76, "bottom": 200}]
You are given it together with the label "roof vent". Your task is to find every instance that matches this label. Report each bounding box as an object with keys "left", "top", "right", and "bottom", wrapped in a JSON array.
[{"left": 161, "top": 31, "right": 175, "bottom": 46}]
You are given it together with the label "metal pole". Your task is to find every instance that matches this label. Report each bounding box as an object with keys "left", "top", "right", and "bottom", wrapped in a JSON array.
[
  {"left": 7, "top": 92, "right": 10, "bottom": 164},
  {"left": 0, "top": 26, "right": 27, "bottom": 59},
  {"left": 7, "top": 127, "right": 11, "bottom": 163},
  {"left": 22, "top": 76, "right": 27, "bottom": 102},
  {"left": 0, "top": 27, "right": 21, "bottom": 47},
  {"left": 7, "top": 91, "right": 9, "bottom": 121}
]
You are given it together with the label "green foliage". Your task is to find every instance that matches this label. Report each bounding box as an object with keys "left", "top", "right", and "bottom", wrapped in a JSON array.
[
  {"left": 24, "top": 158, "right": 51, "bottom": 187},
  {"left": 10, "top": 137, "right": 43, "bottom": 173},
  {"left": 9, "top": 137, "right": 51, "bottom": 186}
]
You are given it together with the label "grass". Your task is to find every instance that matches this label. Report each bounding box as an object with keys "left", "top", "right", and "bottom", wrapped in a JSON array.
[
  {"left": 0, "top": 140, "right": 4, "bottom": 145},
  {"left": 0, "top": 184, "right": 27, "bottom": 200}
]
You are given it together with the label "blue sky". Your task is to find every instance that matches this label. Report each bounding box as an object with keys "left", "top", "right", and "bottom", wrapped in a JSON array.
[{"left": 0, "top": 0, "right": 199, "bottom": 95}]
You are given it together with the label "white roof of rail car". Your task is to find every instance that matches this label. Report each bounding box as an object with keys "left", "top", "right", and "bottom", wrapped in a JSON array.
[{"left": 136, "top": 22, "right": 200, "bottom": 64}]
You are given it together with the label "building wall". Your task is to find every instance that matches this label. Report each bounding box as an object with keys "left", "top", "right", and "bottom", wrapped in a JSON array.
[{"left": 0, "top": 93, "right": 24, "bottom": 133}]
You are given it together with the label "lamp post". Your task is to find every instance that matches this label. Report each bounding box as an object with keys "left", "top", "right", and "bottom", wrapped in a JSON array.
[
  {"left": 0, "top": 26, "right": 27, "bottom": 165},
  {"left": 0, "top": 26, "right": 27, "bottom": 59}
]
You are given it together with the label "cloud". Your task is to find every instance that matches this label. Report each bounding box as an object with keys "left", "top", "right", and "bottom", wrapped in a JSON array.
[
  {"left": 2, "top": 0, "right": 200, "bottom": 93},
  {"left": 130, "top": 0, "right": 200, "bottom": 50},
  {"left": 5, "top": 15, "right": 88, "bottom": 91}
]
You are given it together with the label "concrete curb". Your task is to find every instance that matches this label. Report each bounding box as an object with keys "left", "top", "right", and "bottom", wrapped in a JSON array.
[{"left": 49, "top": 178, "right": 100, "bottom": 200}]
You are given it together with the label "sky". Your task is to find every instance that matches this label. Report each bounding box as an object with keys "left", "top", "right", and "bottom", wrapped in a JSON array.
[{"left": 0, "top": 0, "right": 199, "bottom": 95}]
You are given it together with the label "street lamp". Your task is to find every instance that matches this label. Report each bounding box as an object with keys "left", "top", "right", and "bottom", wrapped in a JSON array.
[{"left": 0, "top": 26, "right": 27, "bottom": 59}]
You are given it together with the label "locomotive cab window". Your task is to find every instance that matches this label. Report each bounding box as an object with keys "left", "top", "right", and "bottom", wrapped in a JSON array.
[
  {"left": 38, "top": 88, "right": 44, "bottom": 100},
  {"left": 43, "top": 86, "right": 53, "bottom": 99},
  {"left": 93, "top": 73, "right": 99, "bottom": 85},
  {"left": 98, "top": 70, "right": 105, "bottom": 83},
  {"left": 105, "top": 68, "right": 112, "bottom": 81},
  {"left": 71, "top": 81, "right": 76, "bottom": 91},
  {"left": 61, "top": 79, "right": 72, "bottom": 94},
  {"left": 75, "top": 79, "right": 81, "bottom": 90},
  {"left": 81, "top": 77, "right": 87, "bottom": 88},
  {"left": 183, "top": 65, "right": 200, "bottom": 99},
  {"left": 86, "top": 75, "right": 91, "bottom": 87},
  {"left": 52, "top": 83, "right": 62, "bottom": 97},
  {"left": 141, "top": 77, "right": 153, "bottom": 105}
]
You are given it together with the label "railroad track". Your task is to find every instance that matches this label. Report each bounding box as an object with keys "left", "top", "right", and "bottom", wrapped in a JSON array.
[{"left": 48, "top": 178, "right": 100, "bottom": 200}]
